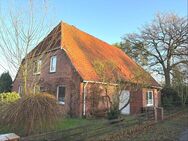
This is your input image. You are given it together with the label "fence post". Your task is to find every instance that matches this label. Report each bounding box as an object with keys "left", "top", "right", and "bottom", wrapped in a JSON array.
[
  {"left": 154, "top": 107, "right": 157, "bottom": 122},
  {"left": 157, "top": 107, "right": 164, "bottom": 121}
]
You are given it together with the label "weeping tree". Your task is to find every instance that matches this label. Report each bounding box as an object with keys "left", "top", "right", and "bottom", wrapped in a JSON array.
[
  {"left": 0, "top": 1, "right": 64, "bottom": 135},
  {"left": 119, "top": 13, "right": 188, "bottom": 87}
]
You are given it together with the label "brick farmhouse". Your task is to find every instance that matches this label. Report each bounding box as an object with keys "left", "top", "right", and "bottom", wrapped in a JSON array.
[{"left": 12, "top": 22, "right": 161, "bottom": 117}]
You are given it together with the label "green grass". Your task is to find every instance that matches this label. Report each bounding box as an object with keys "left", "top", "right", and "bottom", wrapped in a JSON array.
[
  {"left": 1, "top": 107, "right": 187, "bottom": 140},
  {"left": 55, "top": 118, "right": 100, "bottom": 130},
  {"left": 0, "top": 117, "right": 107, "bottom": 136}
]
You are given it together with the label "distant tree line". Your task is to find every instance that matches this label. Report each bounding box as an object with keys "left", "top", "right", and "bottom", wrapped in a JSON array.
[{"left": 0, "top": 72, "right": 12, "bottom": 93}]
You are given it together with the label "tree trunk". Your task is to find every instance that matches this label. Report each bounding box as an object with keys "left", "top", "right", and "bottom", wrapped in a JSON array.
[{"left": 164, "top": 69, "right": 171, "bottom": 87}]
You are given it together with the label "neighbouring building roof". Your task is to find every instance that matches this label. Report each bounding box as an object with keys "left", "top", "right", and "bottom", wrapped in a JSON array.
[{"left": 60, "top": 22, "right": 160, "bottom": 87}]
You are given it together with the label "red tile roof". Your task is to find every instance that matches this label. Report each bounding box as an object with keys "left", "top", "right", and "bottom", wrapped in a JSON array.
[{"left": 60, "top": 22, "right": 160, "bottom": 87}]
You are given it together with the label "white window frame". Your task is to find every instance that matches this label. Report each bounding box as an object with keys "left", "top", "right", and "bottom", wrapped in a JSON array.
[
  {"left": 33, "top": 60, "right": 42, "bottom": 75},
  {"left": 18, "top": 85, "right": 22, "bottom": 96},
  {"left": 33, "top": 85, "right": 40, "bottom": 94},
  {"left": 50, "top": 56, "right": 57, "bottom": 73},
  {"left": 57, "top": 85, "right": 65, "bottom": 105},
  {"left": 146, "top": 90, "right": 154, "bottom": 106}
]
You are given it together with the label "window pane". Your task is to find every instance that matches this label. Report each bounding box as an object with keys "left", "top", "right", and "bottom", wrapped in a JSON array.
[
  {"left": 149, "top": 93, "right": 152, "bottom": 99},
  {"left": 34, "top": 86, "right": 40, "bottom": 94},
  {"left": 58, "top": 86, "right": 65, "bottom": 102},
  {"left": 18, "top": 86, "right": 23, "bottom": 96},
  {"left": 33, "top": 61, "right": 38, "bottom": 73},
  {"left": 33, "top": 60, "right": 41, "bottom": 74},
  {"left": 50, "top": 56, "right": 57, "bottom": 72},
  {"left": 146, "top": 91, "right": 153, "bottom": 106},
  {"left": 38, "top": 60, "right": 42, "bottom": 73}
]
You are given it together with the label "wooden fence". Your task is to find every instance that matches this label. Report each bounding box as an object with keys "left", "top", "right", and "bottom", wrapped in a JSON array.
[
  {"left": 20, "top": 107, "right": 165, "bottom": 141},
  {"left": 20, "top": 116, "right": 146, "bottom": 141}
]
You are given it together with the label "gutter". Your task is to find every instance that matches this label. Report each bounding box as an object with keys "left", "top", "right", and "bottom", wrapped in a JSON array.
[
  {"left": 83, "top": 80, "right": 162, "bottom": 89},
  {"left": 82, "top": 80, "right": 161, "bottom": 116},
  {"left": 83, "top": 80, "right": 118, "bottom": 86},
  {"left": 83, "top": 81, "right": 89, "bottom": 116},
  {"left": 82, "top": 80, "right": 117, "bottom": 116}
]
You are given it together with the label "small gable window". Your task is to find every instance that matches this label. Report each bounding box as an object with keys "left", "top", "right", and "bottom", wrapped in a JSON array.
[
  {"left": 57, "top": 86, "right": 66, "bottom": 104},
  {"left": 33, "top": 60, "right": 42, "bottom": 74},
  {"left": 50, "top": 56, "right": 57, "bottom": 72}
]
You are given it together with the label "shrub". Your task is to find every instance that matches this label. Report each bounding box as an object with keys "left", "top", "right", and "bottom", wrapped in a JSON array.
[
  {"left": 0, "top": 72, "right": 12, "bottom": 93},
  {"left": 0, "top": 93, "right": 64, "bottom": 136},
  {"left": 107, "top": 107, "right": 120, "bottom": 120},
  {"left": 161, "top": 87, "right": 181, "bottom": 108},
  {"left": 0, "top": 92, "right": 20, "bottom": 103}
]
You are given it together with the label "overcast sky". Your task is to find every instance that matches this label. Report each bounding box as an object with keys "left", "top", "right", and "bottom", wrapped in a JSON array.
[{"left": 0, "top": 0, "right": 187, "bottom": 79}]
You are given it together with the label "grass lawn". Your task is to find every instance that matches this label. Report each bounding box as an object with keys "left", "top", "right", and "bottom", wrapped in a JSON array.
[
  {"left": 1, "top": 107, "right": 187, "bottom": 141},
  {"left": 0, "top": 118, "right": 100, "bottom": 135},
  {"left": 0, "top": 115, "right": 136, "bottom": 137}
]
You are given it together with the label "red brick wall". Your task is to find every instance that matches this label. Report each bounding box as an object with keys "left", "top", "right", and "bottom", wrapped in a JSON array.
[
  {"left": 142, "top": 88, "right": 160, "bottom": 108},
  {"left": 84, "top": 84, "right": 116, "bottom": 117},
  {"left": 12, "top": 47, "right": 161, "bottom": 117},
  {"left": 130, "top": 88, "right": 143, "bottom": 114},
  {"left": 12, "top": 48, "right": 82, "bottom": 117}
]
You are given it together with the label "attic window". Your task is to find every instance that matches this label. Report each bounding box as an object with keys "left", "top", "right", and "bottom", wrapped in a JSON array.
[
  {"left": 50, "top": 56, "right": 57, "bottom": 72},
  {"left": 33, "top": 60, "right": 42, "bottom": 74}
]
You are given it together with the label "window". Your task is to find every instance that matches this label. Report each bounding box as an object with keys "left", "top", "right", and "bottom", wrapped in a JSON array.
[
  {"left": 40, "top": 87, "right": 45, "bottom": 92},
  {"left": 57, "top": 86, "right": 66, "bottom": 104},
  {"left": 33, "top": 60, "right": 41, "bottom": 74},
  {"left": 18, "top": 85, "right": 23, "bottom": 96},
  {"left": 146, "top": 91, "right": 153, "bottom": 106},
  {"left": 50, "top": 56, "right": 57, "bottom": 72},
  {"left": 33, "top": 85, "right": 40, "bottom": 94}
]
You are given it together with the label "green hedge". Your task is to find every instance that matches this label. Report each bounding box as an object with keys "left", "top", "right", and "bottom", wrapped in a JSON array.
[{"left": 0, "top": 92, "right": 20, "bottom": 103}]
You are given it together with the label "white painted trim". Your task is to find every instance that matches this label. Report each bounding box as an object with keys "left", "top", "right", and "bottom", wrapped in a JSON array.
[
  {"left": 83, "top": 80, "right": 118, "bottom": 86},
  {"left": 146, "top": 90, "right": 154, "bottom": 106},
  {"left": 83, "top": 82, "right": 89, "bottom": 116},
  {"left": 83, "top": 80, "right": 161, "bottom": 89},
  {"left": 18, "top": 85, "right": 22, "bottom": 96},
  {"left": 33, "top": 60, "right": 42, "bottom": 75},
  {"left": 56, "top": 85, "right": 65, "bottom": 105},
  {"left": 50, "top": 55, "right": 57, "bottom": 73}
]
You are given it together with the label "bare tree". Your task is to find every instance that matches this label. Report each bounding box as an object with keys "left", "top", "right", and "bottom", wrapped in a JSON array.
[
  {"left": 92, "top": 60, "right": 151, "bottom": 115},
  {"left": 122, "top": 13, "right": 188, "bottom": 87},
  {"left": 0, "top": 0, "right": 58, "bottom": 94},
  {"left": 172, "top": 65, "right": 188, "bottom": 106}
]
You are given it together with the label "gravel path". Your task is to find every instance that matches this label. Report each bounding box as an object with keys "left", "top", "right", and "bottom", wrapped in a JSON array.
[{"left": 179, "top": 128, "right": 188, "bottom": 141}]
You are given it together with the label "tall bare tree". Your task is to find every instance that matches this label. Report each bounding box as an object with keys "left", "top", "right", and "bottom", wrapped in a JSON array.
[
  {"left": 0, "top": 0, "right": 57, "bottom": 94},
  {"left": 121, "top": 13, "right": 188, "bottom": 87}
]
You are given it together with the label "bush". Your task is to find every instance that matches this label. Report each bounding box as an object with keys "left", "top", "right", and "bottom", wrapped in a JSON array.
[
  {"left": 161, "top": 87, "right": 181, "bottom": 108},
  {"left": 0, "top": 92, "right": 20, "bottom": 103},
  {"left": 107, "top": 107, "right": 120, "bottom": 120},
  {"left": 0, "top": 72, "right": 12, "bottom": 93},
  {"left": 0, "top": 93, "right": 64, "bottom": 136}
]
